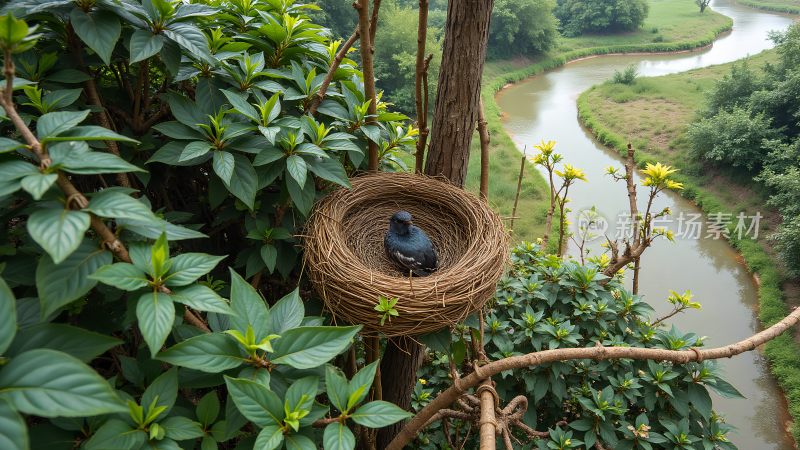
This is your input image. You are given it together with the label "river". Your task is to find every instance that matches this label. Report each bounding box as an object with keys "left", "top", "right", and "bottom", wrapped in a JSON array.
[{"left": 495, "top": 1, "right": 796, "bottom": 448}]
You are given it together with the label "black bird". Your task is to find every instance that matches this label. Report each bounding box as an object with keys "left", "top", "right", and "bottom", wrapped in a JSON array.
[{"left": 384, "top": 211, "right": 438, "bottom": 276}]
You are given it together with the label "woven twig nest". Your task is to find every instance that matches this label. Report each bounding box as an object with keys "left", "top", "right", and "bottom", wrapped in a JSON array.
[{"left": 304, "top": 172, "right": 508, "bottom": 337}]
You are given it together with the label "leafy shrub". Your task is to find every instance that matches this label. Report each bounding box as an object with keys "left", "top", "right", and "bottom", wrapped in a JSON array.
[
  {"left": 414, "top": 244, "right": 740, "bottom": 450},
  {"left": 488, "top": 0, "right": 559, "bottom": 58},
  {"left": 555, "top": 0, "right": 649, "bottom": 37},
  {"left": 0, "top": 0, "right": 416, "bottom": 447},
  {"left": 612, "top": 65, "right": 639, "bottom": 85}
]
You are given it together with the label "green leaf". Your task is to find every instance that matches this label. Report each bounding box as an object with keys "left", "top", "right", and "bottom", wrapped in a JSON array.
[
  {"left": 224, "top": 154, "right": 257, "bottom": 209},
  {"left": 165, "top": 253, "right": 225, "bottom": 287},
  {"left": 117, "top": 216, "right": 207, "bottom": 241},
  {"left": 213, "top": 151, "right": 235, "bottom": 185},
  {"left": 158, "top": 333, "right": 245, "bottom": 373},
  {"left": 223, "top": 377, "right": 283, "bottom": 427},
  {"left": 20, "top": 173, "right": 57, "bottom": 200},
  {"left": 36, "top": 110, "right": 89, "bottom": 139},
  {"left": 152, "top": 121, "right": 204, "bottom": 140},
  {"left": 163, "top": 22, "right": 212, "bottom": 63},
  {"left": 90, "top": 262, "right": 149, "bottom": 291},
  {"left": 171, "top": 284, "right": 233, "bottom": 315},
  {"left": 255, "top": 424, "right": 284, "bottom": 450},
  {"left": 84, "top": 418, "right": 146, "bottom": 450},
  {"left": 347, "top": 360, "right": 379, "bottom": 411},
  {"left": 69, "top": 9, "right": 120, "bottom": 65},
  {"left": 141, "top": 368, "right": 178, "bottom": 419},
  {"left": 323, "top": 422, "right": 355, "bottom": 450},
  {"left": 307, "top": 157, "right": 351, "bottom": 188},
  {"left": 221, "top": 89, "right": 258, "bottom": 122},
  {"left": 0, "top": 278, "right": 16, "bottom": 355},
  {"left": 151, "top": 232, "right": 170, "bottom": 278},
  {"left": 253, "top": 146, "right": 285, "bottom": 166},
  {"left": 285, "top": 175, "right": 315, "bottom": 217},
  {"left": 708, "top": 377, "right": 745, "bottom": 399},
  {"left": 0, "top": 400, "right": 28, "bottom": 450},
  {"left": 229, "top": 269, "right": 270, "bottom": 339},
  {"left": 36, "top": 242, "right": 112, "bottom": 317},
  {"left": 162, "top": 416, "right": 204, "bottom": 440},
  {"left": 0, "top": 137, "right": 25, "bottom": 154},
  {"left": 271, "top": 326, "right": 361, "bottom": 369},
  {"left": 285, "top": 376, "right": 318, "bottom": 413},
  {"left": 130, "top": 29, "right": 164, "bottom": 63},
  {"left": 27, "top": 208, "right": 90, "bottom": 264},
  {"left": 687, "top": 383, "right": 712, "bottom": 420},
  {"left": 285, "top": 434, "right": 316, "bottom": 450},
  {"left": 136, "top": 291, "right": 175, "bottom": 357},
  {"left": 42, "top": 126, "right": 138, "bottom": 144},
  {"left": 180, "top": 141, "right": 212, "bottom": 162},
  {"left": 350, "top": 401, "right": 412, "bottom": 428},
  {"left": 196, "top": 391, "right": 220, "bottom": 427},
  {"left": 0, "top": 349, "right": 125, "bottom": 417},
  {"left": 269, "top": 287, "right": 303, "bottom": 334},
  {"left": 0, "top": 13, "right": 29, "bottom": 46},
  {"left": 260, "top": 244, "right": 277, "bottom": 273},
  {"left": 285, "top": 154, "right": 307, "bottom": 187},
  {"left": 325, "top": 366, "right": 349, "bottom": 413},
  {"left": 57, "top": 151, "right": 144, "bottom": 175},
  {"left": 6, "top": 324, "right": 121, "bottom": 363}
]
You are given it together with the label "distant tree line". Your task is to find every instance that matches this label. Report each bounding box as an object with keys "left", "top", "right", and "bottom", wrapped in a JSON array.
[{"left": 687, "top": 24, "right": 800, "bottom": 275}]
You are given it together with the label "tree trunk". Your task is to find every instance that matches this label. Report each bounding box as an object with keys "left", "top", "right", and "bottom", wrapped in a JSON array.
[
  {"left": 376, "top": 337, "right": 424, "bottom": 448},
  {"left": 424, "top": 0, "right": 494, "bottom": 186}
]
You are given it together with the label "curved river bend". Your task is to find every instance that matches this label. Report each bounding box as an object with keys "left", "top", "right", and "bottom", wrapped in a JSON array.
[{"left": 496, "top": 1, "right": 795, "bottom": 448}]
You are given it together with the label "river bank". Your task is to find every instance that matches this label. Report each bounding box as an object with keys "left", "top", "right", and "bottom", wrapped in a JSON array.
[
  {"left": 736, "top": 0, "right": 800, "bottom": 14},
  {"left": 464, "top": 0, "right": 732, "bottom": 242},
  {"left": 577, "top": 51, "right": 800, "bottom": 443}
]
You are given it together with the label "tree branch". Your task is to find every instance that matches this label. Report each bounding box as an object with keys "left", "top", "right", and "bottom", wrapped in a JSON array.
[
  {"left": 414, "top": 0, "right": 430, "bottom": 173},
  {"left": 478, "top": 97, "right": 490, "bottom": 200},
  {"left": 386, "top": 304, "right": 800, "bottom": 450},
  {"left": 308, "top": 28, "right": 359, "bottom": 116},
  {"left": 354, "top": 0, "right": 379, "bottom": 170}
]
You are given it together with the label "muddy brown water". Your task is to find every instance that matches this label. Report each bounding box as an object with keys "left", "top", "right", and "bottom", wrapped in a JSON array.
[{"left": 496, "top": 1, "right": 796, "bottom": 448}]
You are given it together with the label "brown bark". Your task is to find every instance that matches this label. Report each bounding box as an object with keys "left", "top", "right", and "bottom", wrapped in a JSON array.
[
  {"left": 509, "top": 152, "right": 526, "bottom": 233},
  {"left": 477, "top": 97, "right": 490, "bottom": 200},
  {"left": 414, "top": 0, "right": 430, "bottom": 173},
  {"left": 355, "top": 0, "right": 379, "bottom": 171},
  {"left": 424, "top": 0, "right": 494, "bottom": 186},
  {"left": 376, "top": 337, "right": 424, "bottom": 448},
  {"left": 308, "top": 28, "right": 360, "bottom": 116},
  {"left": 387, "top": 302, "right": 800, "bottom": 449}
]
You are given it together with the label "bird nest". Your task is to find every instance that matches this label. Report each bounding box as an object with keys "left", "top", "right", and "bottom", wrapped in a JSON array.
[{"left": 304, "top": 172, "right": 508, "bottom": 337}]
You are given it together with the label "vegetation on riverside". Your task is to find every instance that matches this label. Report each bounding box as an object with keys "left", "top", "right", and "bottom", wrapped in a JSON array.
[
  {"left": 555, "top": 0, "right": 650, "bottom": 37},
  {"left": 734, "top": 0, "right": 800, "bottom": 14},
  {"left": 576, "top": 24, "right": 800, "bottom": 440}
]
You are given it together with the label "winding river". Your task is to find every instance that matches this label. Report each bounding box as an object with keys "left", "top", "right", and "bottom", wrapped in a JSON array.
[{"left": 496, "top": 1, "right": 796, "bottom": 448}]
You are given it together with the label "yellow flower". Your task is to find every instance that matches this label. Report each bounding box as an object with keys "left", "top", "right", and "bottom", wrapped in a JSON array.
[
  {"left": 418, "top": 378, "right": 427, "bottom": 385},
  {"left": 642, "top": 162, "right": 680, "bottom": 188},
  {"left": 534, "top": 139, "right": 557, "bottom": 155},
  {"left": 555, "top": 164, "right": 587, "bottom": 182}
]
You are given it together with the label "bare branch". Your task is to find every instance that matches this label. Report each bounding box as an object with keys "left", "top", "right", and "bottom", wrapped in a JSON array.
[
  {"left": 354, "top": 0, "right": 379, "bottom": 170},
  {"left": 478, "top": 97, "right": 490, "bottom": 200},
  {"left": 308, "top": 28, "right": 360, "bottom": 116}
]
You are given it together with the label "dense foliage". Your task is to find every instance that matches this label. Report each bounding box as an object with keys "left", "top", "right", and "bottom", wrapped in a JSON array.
[
  {"left": 687, "top": 23, "right": 800, "bottom": 275},
  {"left": 488, "top": 0, "right": 558, "bottom": 58},
  {"left": 555, "top": 0, "right": 650, "bottom": 37},
  {"left": 0, "top": 0, "right": 416, "bottom": 447},
  {"left": 414, "top": 244, "right": 741, "bottom": 450}
]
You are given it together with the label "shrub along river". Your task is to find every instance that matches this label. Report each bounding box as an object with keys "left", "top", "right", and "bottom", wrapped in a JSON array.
[{"left": 496, "top": 0, "right": 795, "bottom": 448}]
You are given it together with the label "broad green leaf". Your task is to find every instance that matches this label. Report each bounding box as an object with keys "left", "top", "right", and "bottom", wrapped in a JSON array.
[
  {"left": 165, "top": 93, "right": 205, "bottom": 128},
  {"left": 350, "top": 400, "right": 412, "bottom": 428},
  {"left": 223, "top": 377, "right": 283, "bottom": 427},
  {"left": 254, "top": 424, "right": 284, "bottom": 450},
  {"left": 196, "top": 391, "right": 220, "bottom": 427},
  {"left": 0, "top": 160, "right": 37, "bottom": 180},
  {"left": 708, "top": 377, "right": 745, "bottom": 399},
  {"left": 229, "top": 269, "right": 270, "bottom": 339},
  {"left": 325, "top": 366, "right": 349, "bottom": 413},
  {"left": 347, "top": 360, "right": 379, "bottom": 411},
  {"left": 285, "top": 154, "right": 307, "bottom": 187},
  {"left": 83, "top": 418, "right": 146, "bottom": 450},
  {"left": 0, "top": 349, "right": 125, "bottom": 417},
  {"left": 36, "top": 110, "right": 89, "bottom": 139},
  {"left": 0, "top": 137, "right": 24, "bottom": 154},
  {"left": 164, "top": 253, "right": 225, "bottom": 287},
  {"left": 151, "top": 232, "right": 170, "bottom": 278},
  {"left": 163, "top": 23, "right": 212, "bottom": 63},
  {"left": 0, "top": 278, "right": 15, "bottom": 355},
  {"left": 285, "top": 376, "right": 318, "bottom": 413},
  {"left": 285, "top": 175, "right": 315, "bottom": 217},
  {"left": 57, "top": 151, "right": 144, "bottom": 175},
  {"left": 141, "top": 368, "right": 178, "bottom": 419},
  {"left": 90, "top": 262, "right": 149, "bottom": 291},
  {"left": 253, "top": 146, "right": 285, "bottom": 166},
  {"left": 36, "top": 241, "right": 112, "bottom": 317},
  {"left": 130, "top": 29, "right": 164, "bottom": 63},
  {"left": 307, "top": 157, "right": 351, "bottom": 188},
  {"left": 0, "top": 400, "right": 28, "bottom": 450},
  {"left": 268, "top": 287, "right": 303, "bottom": 334},
  {"left": 171, "top": 284, "right": 233, "bottom": 315},
  {"left": 20, "top": 173, "right": 57, "bottom": 200},
  {"left": 687, "top": 383, "right": 712, "bottom": 420},
  {"left": 158, "top": 333, "right": 245, "bottom": 373},
  {"left": 323, "top": 422, "right": 355, "bottom": 450},
  {"left": 6, "top": 324, "right": 121, "bottom": 362},
  {"left": 224, "top": 154, "right": 257, "bottom": 209},
  {"left": 27, "top": 208, "right": 90, "bottom": 264},
  {"left": 44, "top": 88, "right": 83, "bottom": 110},
  {"left": 221, "top": 89, "right": 258, "bottom": 122},
  {"left": 42, "top": 126, "right": 138, "bottom": 144},
  {"left": 69, "top": 9, "right": 120, "bottom": 65},
  {"left": 260, "top": 244, "right": 277, "bottom": 272},
  {"left": 136, "top": 291, "right": 175, "bottom": 357},
  {"left": 285, "top": 434, "right": 316, "bottom": 450},
  {"left": 162, "top": 416, "right": 204, "bottom": 440},
  {"left": 201, "top": 436, "right": 217, "bottom": 450},
  {"left": 152, "top": 121, "right": 204, "bottom": 140},
  {"left": 213, "top": 150, "right": 235, "bottom": 185},
  {"left": 0, "top": 13, "right": 29, "bottom": 46},
  {"left": 117, "top": 216, "right": 207, "bottom": 241},
  {"left": 271, "top": 326, "right": 361, "bottom": 369},
  {"left": 180, "top": 141, "right": 212, "bottom": 162}
]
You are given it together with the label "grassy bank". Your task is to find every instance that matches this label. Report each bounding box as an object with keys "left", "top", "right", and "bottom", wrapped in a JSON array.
[
  {"left": 736, "top": 0, "right": 800, "bottom": 14},
  {"left": 465, "top": 0, "right": 733, "bottom": 242},
  {"left": 576, "top": 51, "right": 800, "bottom": 442}
]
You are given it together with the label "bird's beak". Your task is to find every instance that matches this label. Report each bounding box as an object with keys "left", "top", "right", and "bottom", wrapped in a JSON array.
[{"left": 404, "top": 220, "right": 412, "bottom": 225}]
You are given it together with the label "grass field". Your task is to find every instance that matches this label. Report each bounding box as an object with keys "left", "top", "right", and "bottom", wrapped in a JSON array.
[
  {"left": 736, "top": 0, "right": 800, "bottom": 14},
  {"left": 577, "top": 50, "right": 800, "bottom": 442},
  {"left": 467, "top": 0, "right": 733, "bottom": 243}
]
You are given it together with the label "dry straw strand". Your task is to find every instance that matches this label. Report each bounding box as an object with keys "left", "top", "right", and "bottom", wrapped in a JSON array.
[{"left": 304, "top": 172, "right": 508, "bottom": 337}]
